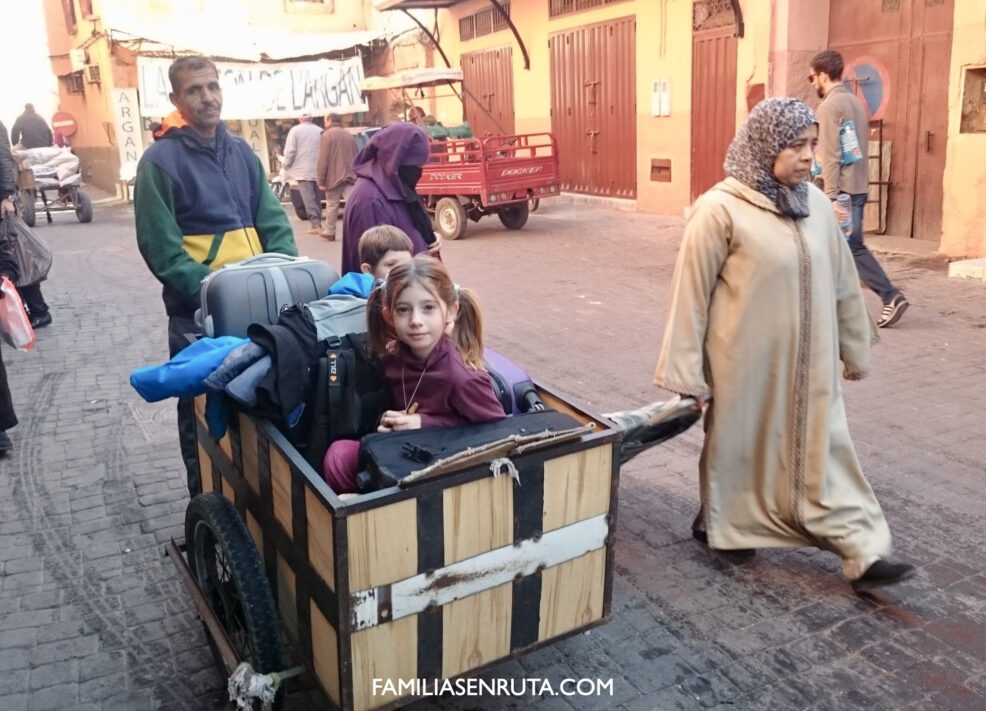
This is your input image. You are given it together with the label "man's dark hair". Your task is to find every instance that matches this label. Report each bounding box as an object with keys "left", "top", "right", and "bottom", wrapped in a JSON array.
[
  {"left": 810, "top": 50, "right": 844, "bottom": 81},
  {"left": 327, "top": 113, "right": 343, "bottom": 125},
  {"left": 168, "top": 56, "right": 219, "bottom": 92},
  {"left": 24, "top": 103, "right": 35, "bottom": 113}
]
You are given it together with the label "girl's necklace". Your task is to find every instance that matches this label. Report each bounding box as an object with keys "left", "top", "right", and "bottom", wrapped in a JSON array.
[{"left": 401, "top": 359, "right": 429, "bottom": 412}]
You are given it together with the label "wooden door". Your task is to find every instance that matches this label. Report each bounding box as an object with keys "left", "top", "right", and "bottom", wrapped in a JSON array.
[
  {"left": 549, "top": 16, "right": 636, "bottom": 198},
  {"left": 829, "top": 0, "right": 953, "bottom": 239},
  {"left": 690, "top": 25, "right": 738, "bottom": 202},
  {"left": 462, "top": 47, "right": 515, "bottom": 137}
]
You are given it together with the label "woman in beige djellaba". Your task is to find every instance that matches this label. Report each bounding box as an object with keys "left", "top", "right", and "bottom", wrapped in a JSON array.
[{"left": 655, "top": 97, "right": 914, "bottom": 591}]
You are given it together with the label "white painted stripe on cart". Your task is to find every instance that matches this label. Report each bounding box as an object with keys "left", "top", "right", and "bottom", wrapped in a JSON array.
[{"left": 350, "top": 513, "right": 609, "bottom": 631}]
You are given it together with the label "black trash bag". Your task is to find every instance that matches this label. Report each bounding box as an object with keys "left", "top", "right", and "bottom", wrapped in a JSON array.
[{"left": 1, "top": 214, "right": 52, "bottom": 286}]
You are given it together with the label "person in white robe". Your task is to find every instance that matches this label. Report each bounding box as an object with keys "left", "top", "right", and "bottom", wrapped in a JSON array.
[{"left": 655, "top": 98, "right": 914, "bottom": 591}]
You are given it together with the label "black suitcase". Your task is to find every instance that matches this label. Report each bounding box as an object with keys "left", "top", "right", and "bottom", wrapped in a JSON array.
[{"left": 195, "top": 253, "right": 338, "bottom": 338}]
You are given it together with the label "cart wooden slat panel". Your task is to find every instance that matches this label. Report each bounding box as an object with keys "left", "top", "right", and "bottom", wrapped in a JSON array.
[
  {"left": 351, "top": 615, "right": 417, "bottom": 709},
  {"left": 311, "top": 604, "right": 341, "bottom": 706},
  {"left": 443, "top": 475, "right": 514, "bottom": 564},
  {"left": 347, "top": 500, "right": 418, "bottom": 590},
  {"left": 542, "top": 447, "right": 612, "bottom": 532},
  {"left": 538, "top": 547, "right": 606, "bottom": 639},
  {"left": 307, "top": 489, "right": 335, "bottom": 592},
  {"left": 193, "top": 384, "right": 620, "bottom": 711},
  {"left": 441, "top": 582, "right": 512, "bottom": 678}
]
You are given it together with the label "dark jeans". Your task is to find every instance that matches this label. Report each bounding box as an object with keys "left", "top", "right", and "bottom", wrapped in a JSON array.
[
  {"left": 848, "top": 193, "right": 900, "bottom": 304},
  {"left": 168, "top": 314, "right": 202, "bottom": 497},
  {"left": 296, "top": 180, "right": 322, "bottom": 227},
  {"left": 18, "top": 281, "right": 49, "bottom": 317}
]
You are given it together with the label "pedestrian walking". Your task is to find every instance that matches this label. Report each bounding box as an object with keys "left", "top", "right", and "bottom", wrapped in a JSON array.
[
  {"left": 133, "top": 55, "right": 297, "bottom": 496},
  {"left": 0, "top": 119, "right": 20, "bottom": 454},
  {"left": 316, "top": 113, "right": 357, "bottom": 241},
  {"left": 810, "top": 49, "right": 908, "bottom": 327},
  {"left": 655, "top": 97, "right": 914, "bottom": 591},
  {"left": 10, "top": 103, "right": 53, "bottom": 149},
  {"left": 340, "top": 122, "right": 441, "bottom": 274},
  {"left": 283, "top": 112, "right": 324, "bottom": 235}
]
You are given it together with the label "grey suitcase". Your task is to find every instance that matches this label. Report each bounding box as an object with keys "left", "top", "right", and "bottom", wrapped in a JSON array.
[{"left": 195, "top": 253, "right": 339, "bottom": 338}]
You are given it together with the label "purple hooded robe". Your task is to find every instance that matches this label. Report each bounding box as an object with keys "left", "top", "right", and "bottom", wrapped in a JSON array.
[{"left": 341, "top": 123, "right": 434, "bottom": 273}]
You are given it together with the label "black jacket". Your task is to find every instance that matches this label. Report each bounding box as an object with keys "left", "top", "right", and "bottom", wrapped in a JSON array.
[
  {"left": 11, "top": 111, "right": 52, "bottom": 149},
  {"left": 0, "top": 122, "right": 19, "bottom": 282}
]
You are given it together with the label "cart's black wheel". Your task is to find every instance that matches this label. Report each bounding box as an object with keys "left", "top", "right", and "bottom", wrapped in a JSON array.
[
  {"left": 186, "top": 493, "right": 285, "bottom": 707},
  {"left": 18, "top": 190, "right": 35, "bottom": 227},
  {"left": 498, "top": 201, "right": 529, "bottom": 230},
  {"left": 434, "top": 197, "right": 467, "bottom": 240},
  {"left": 528, "top": 197, "right": 540, "bottom": 213},
  {"left": 74, "top": 190, "right": 93, "bottom": 223}
]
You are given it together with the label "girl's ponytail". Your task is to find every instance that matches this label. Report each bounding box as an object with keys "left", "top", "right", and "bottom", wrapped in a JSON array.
[
  {"left": 366, "top": 281, "right": 395, "bottom": 357},
  {"left": 451, "top": 286, "right": 484, "bottom": 369}
]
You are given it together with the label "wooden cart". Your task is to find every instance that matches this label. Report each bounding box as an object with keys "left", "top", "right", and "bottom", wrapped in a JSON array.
[{"left": 172, "top": 384, "right": 621, "bottom": 710}]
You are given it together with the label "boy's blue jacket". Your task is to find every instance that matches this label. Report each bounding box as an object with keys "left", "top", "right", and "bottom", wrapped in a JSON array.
[
  {"left": 130, "top": 336, "right": 248, "bottom": 402},
  {"left": 329, "top": 271, "right": 374, "bottom": 297}
]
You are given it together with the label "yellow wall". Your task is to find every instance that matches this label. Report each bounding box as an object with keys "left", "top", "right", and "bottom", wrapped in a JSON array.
[
  {"left": 940, "top": 2, "right": 986, "bottom": 258},
  {"left": 417, "top": 0, "right": 772, "bottom": 215}
]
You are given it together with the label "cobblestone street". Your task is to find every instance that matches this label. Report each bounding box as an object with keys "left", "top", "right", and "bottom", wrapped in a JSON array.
[{"left": 1, "top": 197, "right": 984, "bottom": 710}]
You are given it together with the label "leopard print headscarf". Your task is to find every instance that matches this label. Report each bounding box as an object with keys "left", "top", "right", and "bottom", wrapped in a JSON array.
[{"left": 723, "top": 98, "right": 817, "bottom": 219}]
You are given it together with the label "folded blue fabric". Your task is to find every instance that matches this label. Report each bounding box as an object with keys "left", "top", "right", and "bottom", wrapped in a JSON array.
[
  {"left": 202, "top": 341, "right": 267, "bottom": 392},
  {"left": 225, "top": 355, "right": 273, "bottom": 408},
  {"left": 130, "top": 337, "right": 248, "bottom": 402}
]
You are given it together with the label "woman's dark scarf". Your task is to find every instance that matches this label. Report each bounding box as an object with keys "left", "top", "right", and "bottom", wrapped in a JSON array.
[
  {"left": 398, "top": 165, "right": 436, "bottom": 246},
  {"left": 723, "top": 98, "right": 817, "bottom": 219}
]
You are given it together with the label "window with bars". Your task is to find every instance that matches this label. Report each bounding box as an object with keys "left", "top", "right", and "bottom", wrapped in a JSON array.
[
  {"left": 549, "top": 0, "right": 627, "bottom": 18},
  {"left": 460, "top": 2, "right": 509, "bottom": 41},
  {"left": 693, "top": 0, "right": 736, "bottom": 31},
  {"left": 63, "top": 72, "right": 85, "bottom": 94},
  {"left": 61, "top": 0, "right": 77, "bottom": 33}
]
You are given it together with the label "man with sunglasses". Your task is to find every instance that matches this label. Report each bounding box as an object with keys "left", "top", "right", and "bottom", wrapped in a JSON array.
[{"left": 809, "top": 49, "right": 908, "bottom": 328}]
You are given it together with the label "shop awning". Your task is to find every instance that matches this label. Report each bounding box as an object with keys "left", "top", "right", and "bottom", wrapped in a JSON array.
[
  {"left": 104, "top": 7, "right": 385, "bottom": 62},
  {"left": 374, "top": 0, "right": 530, "bottom": 70},
  {"left": 359, "top": 67, "right": 463, "bottom": 92}
]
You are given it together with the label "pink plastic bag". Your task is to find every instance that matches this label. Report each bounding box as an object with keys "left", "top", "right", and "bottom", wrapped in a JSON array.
[{"left": 0, "top": 276, "right": 35, "bottom": 351}]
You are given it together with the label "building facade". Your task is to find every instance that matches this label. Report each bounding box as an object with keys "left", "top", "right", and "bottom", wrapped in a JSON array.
[
  {"left": 40, "top": 0, "right": 985, "bottom": 257},
  {"left": 382, "top": 0, "right": 982, "bottom": 257},
  {"left": 41, "top": 0, "right": 399, "bottom": 193}
]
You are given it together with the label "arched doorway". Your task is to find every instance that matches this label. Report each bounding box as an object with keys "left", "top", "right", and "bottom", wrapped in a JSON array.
[{"left": 690, "top": 0, "right": 742, "bottom": 202}]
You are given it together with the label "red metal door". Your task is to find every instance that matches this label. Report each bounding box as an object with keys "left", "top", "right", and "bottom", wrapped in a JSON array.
[
  {"left": 690, "top": 26, "right": 738, "bottom": 202},
  {"left": 549, "top": 16, "right": 636, "bottom": 198},
  {"left": 828, "top": 0, "right": 953, "bottom": 240},
  {"left": 462, "top": 46, "right": 515, "bottom": 137}
]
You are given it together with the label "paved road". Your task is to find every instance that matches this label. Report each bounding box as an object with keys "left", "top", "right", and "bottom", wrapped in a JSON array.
[{"left": 1, "top": 198, "right": 984, "bottom": 710}]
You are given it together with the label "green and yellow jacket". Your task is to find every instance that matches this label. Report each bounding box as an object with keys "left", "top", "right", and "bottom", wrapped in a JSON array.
[{"left": 134, "top": 112, "right": 297, "bottom": 317}]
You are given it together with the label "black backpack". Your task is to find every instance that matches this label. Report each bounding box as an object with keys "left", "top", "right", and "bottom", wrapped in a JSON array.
[{"left": 293, "top": 332, "right": 388, "bottom": 470}]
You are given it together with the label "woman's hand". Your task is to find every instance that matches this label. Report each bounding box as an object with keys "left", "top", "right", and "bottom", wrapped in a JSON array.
[
  {"left": 377, "top": 410, "right": 423, "bottom": 432},
  {"left": 679, "top": 394, "right": 706, "bottom": 411},
  {"left": 426, "top": 234, "right": 443, "bottom": 256}
]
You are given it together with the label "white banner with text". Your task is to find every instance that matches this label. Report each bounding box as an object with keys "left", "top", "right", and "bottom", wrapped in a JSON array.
[{"left": 136, "top": 56, "right": 368, "bottom": 120}]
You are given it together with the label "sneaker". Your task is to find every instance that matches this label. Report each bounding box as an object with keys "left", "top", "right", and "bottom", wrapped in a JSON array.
[
  {"left": 877, "top": 295, "right": 908, "bottom": 328},
  {"left": 306, "top": 226, "right": 321, "bottom": 235},
  {"left": 319, "top": 230, "right": 336, "bottom": 241},
  {"left": 850, "top": 559, "right": 916, "bottom": 592},
  {"left": 0, "top": 430, "right": 11, "bottom": 454},
  {"left": 29, "top": 312, "right": 52, "bottom": 329}
]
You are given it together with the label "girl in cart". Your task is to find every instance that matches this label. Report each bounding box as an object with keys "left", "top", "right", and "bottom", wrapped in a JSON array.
[{"left": 322, "top": 255, "right": 505, "bottom": 493}]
